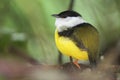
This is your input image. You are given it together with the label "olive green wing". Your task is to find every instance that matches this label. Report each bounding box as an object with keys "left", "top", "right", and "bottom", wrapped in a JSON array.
[{"left": 71, "top": 23, "right": 99, "bottom": 65}]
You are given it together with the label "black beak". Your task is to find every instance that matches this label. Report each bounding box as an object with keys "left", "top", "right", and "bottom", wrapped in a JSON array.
[{"left": 52, "top": 14, "right": 59, "bottom": 18}]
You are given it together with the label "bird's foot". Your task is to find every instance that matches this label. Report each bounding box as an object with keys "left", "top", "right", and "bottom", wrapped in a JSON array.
[{"left": 73, "top": 60, "right": 80, "bottom": 69}]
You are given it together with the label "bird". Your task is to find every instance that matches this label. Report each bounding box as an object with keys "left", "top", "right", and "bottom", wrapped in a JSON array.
[{"left": 52, "top": 10, "right": 99, "bottom": 68}]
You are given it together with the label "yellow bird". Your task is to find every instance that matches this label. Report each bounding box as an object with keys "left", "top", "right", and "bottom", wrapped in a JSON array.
[{"left": 52, "top": 10, "right": 99, "bottom": 68}]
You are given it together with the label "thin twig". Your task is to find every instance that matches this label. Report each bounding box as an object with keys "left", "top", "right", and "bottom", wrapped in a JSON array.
[
  {"left": 58, "top": 0, "right": 75, "bottom": 64},
  {"left": 68, "top": 0, "right": 75, "bottom": 10}
]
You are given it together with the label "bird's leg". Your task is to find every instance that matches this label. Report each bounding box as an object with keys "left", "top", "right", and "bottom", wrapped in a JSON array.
[
  {"left": 58, "top": 51, "right": 63, "bottom": 65},
  {"left": 69, "top": 56, "right": 73, "bottom": 62},
  {"left": 73, "top": 59, "right": 80, "bottom": 69}
]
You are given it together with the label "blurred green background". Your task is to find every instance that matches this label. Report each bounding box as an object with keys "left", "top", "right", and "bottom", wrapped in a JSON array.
[{"left": 0, "top": 0, "right": 120, "bottom": 64}]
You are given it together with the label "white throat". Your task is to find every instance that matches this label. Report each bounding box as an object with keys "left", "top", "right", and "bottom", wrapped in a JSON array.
[{"left": 55, "top": 17, "right": 87, "bottom": 32}]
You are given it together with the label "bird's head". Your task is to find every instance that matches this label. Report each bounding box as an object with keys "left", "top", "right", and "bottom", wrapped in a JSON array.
[{"left": 52, "top": 10, "right": 87, "bottom": 32}]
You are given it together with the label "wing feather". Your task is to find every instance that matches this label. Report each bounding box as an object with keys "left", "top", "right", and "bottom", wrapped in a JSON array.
[{"left": 71, "top": 23, "right": 99, "bottom": 64}]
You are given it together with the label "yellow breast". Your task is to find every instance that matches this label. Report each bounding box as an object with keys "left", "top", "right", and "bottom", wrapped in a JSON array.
[{"left": 55, "top": 30, "right": 88, "bottom": 60}]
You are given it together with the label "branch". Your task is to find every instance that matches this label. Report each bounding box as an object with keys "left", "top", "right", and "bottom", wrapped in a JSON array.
[{"left": 8, "top": 45, "right": 39, "bottom": 65}]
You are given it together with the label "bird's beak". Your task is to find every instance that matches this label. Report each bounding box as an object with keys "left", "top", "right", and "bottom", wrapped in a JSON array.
[{"left": 52, "top": 14, "right": 59, "bottom": 18}]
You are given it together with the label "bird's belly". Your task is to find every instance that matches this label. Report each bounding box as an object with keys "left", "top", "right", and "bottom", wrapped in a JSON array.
[{"left": 55, "top": 31, "right": 88, "bottom": 60}]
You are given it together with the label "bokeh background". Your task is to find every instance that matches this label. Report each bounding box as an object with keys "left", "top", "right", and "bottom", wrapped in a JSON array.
[{"left": 0, "top": 0, "right": 120, "bottom": 79}]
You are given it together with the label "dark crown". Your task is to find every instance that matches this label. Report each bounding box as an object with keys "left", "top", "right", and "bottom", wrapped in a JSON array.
[{"left": 57, "top": 10, "right": 81, "bottom": 18}]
